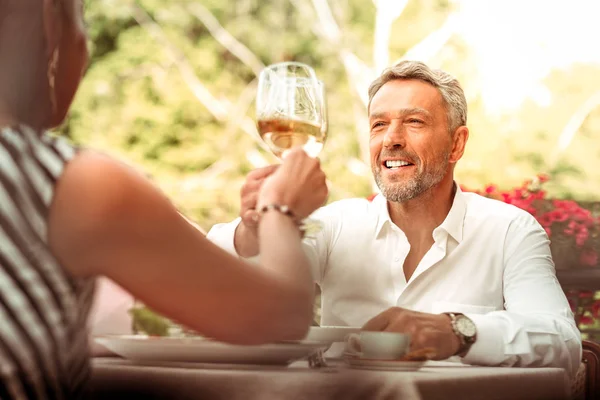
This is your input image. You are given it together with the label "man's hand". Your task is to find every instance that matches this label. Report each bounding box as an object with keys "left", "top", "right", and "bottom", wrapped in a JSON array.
[
  {"left": 362, "top": 307, "right": 461, "bottom": 360},
  {"left": 234, "top": 165, "right": 279, "bottom": 257}
]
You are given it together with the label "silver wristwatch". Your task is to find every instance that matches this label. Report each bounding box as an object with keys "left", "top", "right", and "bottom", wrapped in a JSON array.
[{"left": 445, "top": 312, "right": 477, "bottom": 357}]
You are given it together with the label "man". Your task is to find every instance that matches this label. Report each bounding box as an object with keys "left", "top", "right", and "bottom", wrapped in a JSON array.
[{"left": 208, "top": 61, "right": 581, "bottom": 375}]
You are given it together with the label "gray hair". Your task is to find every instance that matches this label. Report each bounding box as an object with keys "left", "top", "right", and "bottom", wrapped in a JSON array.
[{"left": 368, "top": 61, "right": 467, "bottom": 132}]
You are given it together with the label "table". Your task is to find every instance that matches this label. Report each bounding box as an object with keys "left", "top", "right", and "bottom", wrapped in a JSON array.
[{"left": 89, "top": 358, "right": 570, "bottom": 400}]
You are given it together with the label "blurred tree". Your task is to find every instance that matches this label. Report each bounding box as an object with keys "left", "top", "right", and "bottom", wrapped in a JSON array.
[{"left": 58, "top": 0, "right": 600, "bottom": 232}]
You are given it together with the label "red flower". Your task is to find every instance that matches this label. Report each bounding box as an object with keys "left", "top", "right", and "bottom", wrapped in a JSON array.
[
  {"left": 580, "top": 315, "right": 594, "bottom": 325},
  {"left": 366, "top": 193, "right": 377, "bottom": 202},
  {"left": 513, "top": 188, "right": 524, "bottom": 199},
  {"left": 579, "top": 291, "right": 594, "bottom": 299},
  {"left": 484, "top": 184, "right": 497, "bottom": 194},
  {"left": 538, "top": 174, "right": 550, "bottom": 183},
  {"left": 554, "top": 211, "right": 569, "bottom": 223},
  {"left": 575, "top": 228, "right": 589, "bottom": 246},
  {"left": 531, "top": 190, "right": 546, "bottom": 200},
  {"left": 580, "top": 249, "right": 598, "bottom": 267},
  {"left": 538, "top": 215, "right": 551, "bottom": 227}
]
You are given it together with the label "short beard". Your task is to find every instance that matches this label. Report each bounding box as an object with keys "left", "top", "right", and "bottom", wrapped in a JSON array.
[{"left": 374, "top": 153, "right": 450, "bottom": 203}]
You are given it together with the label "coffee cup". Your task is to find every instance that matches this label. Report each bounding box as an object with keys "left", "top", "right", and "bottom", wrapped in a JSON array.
[{"left": 344, "top": 331, "right": 410, "bottom": 360}]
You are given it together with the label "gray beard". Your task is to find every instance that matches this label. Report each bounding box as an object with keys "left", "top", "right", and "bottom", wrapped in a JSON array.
[{"left": 373, "top": 154, "right": 449, "bottom": 203}]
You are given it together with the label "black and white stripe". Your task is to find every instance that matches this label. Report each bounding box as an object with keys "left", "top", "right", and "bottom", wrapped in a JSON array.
[{"left": 0, "top": 126, "right": 96, "bottom": 399}]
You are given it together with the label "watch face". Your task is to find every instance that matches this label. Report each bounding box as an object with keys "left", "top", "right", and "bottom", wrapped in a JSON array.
[{"left": 456, "top": 317, "right": 476, "bottom": 337}]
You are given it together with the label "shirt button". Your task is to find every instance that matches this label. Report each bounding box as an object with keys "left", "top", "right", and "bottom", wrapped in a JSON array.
[{"left": 394, "top": 257, "right": 400, "bottom": 262}]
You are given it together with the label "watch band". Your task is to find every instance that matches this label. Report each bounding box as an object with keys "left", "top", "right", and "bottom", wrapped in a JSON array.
[{"left": 446, "top": 312, "right": 476, "bottom": 357}]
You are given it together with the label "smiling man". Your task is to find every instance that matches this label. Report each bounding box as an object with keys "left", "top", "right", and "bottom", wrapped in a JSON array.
[{"left": 208, "top": 61, "right": 582, "bottom": 375}]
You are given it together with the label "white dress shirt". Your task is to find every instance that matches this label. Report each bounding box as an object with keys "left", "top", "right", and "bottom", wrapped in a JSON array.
[{"left": 207, "top": 186, "right": 582, "bottom": 376}]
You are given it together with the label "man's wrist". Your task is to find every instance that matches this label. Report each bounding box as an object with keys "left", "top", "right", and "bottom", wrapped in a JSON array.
[
  {"left": 442, "top": 314, "right": 462, "bottom": 356},
  {"left": 444, "top": 312, "right": 477, "bottom": 357}
]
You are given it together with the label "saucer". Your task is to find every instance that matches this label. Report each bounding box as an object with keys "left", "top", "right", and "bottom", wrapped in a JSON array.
[{"left": 344, "top": 356, "right": 425, "bottom": 371}]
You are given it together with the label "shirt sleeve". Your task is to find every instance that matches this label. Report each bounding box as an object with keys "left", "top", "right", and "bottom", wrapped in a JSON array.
[
  {"left": 206, "top": 217, "right": 243, "bottom": 257},
  {"left": 462, "top": 212, "right": 582, "bottom": 377},
  {"left": 206, "top": 207, "right": 337, "bottom": 284}
]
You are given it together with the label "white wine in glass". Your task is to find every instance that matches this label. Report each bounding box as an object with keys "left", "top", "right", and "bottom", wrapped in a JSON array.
[
  {"left": 256, "top": 62, "right": 328, "bottom": 235},
  {"left": 257, "top": 118, "right": 324, "bottom": 158}
]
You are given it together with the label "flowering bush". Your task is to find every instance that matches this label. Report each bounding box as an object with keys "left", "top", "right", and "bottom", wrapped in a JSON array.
[
  {"left": 565, "top": 290, "right": 600, "bottom": 341},
  {"left": 569, "top": 290, "right": 599, "bottom": 325},
  {"left": 461, "top": 175, "right": 600, "bottom": 269}
]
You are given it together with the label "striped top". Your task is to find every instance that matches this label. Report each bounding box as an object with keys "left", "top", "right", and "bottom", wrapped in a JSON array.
[{"left": 0, "top": 125, "right": 96, "bottom": 399}]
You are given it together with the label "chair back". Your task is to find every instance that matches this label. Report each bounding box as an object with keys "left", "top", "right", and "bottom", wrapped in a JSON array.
[{"left": 582, "top": 340, "right": 600, "bottom": 400}]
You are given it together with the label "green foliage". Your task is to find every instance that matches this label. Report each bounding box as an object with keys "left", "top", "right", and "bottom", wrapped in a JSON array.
[{"left": 129, "top": 306, "right": 171, "bottom": 336}]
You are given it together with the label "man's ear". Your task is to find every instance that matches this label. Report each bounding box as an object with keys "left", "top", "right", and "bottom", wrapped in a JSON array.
[{"left": 449, "top": 126, "right": 469, "bottom": 164}]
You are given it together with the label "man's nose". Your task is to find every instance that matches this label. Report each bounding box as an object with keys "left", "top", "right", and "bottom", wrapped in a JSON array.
[{"left": 382, "top": 121, "right": 406, "bottom": 149}]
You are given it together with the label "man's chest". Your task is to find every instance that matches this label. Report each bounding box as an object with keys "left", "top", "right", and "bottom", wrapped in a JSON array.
[{"left": 319, "top": 230, "right": 505, "bottom": 325}]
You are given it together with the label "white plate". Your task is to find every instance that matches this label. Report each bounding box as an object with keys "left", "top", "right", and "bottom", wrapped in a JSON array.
[
  {"left": 304, "top": 326, "right": 361, "bottom": 343},
  {"left": 95, "top": 335, "right": 329, "bottom": 366},
  {"left": 345, "top": 357, "right": 425, "bottom": 371}
]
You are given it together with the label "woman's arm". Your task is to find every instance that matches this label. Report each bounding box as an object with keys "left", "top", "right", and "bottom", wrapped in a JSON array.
[{"left": 48, "top": 150, "right": 326, "bottom": 344}]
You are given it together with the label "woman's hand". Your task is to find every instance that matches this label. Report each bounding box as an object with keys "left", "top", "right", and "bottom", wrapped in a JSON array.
[{"left": 258, "top": 148, "right": 328, "bottom": 221}]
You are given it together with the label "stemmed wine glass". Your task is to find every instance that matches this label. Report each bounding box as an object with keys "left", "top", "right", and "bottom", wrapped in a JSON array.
[{"left": 256, "top": 62, "right": 328, "bottom": 235}]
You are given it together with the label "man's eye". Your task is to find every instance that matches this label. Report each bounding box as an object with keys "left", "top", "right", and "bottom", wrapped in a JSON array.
[
  {"left": 407, "top": 119, "right": 424, "bottom": 124},
  {"left": 371, "top": 122, "right": 385, "bottom": 129}
]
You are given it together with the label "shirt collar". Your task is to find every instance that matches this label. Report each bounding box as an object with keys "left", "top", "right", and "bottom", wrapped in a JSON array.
[
  {"left": 437, "top": 184, "right": 466, "bottom": 243},
  {"left": 373, "top": 194, "right": 392, "bottom": 237},
  {"left": 373, "top": 183, "right": 467, "bottom": 243}
]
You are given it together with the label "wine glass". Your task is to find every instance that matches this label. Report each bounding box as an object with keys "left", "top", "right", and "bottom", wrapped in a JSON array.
[
  {"left": 256, "top": 62, "right": 328, "bottom": 235},
  {"left": 256, "top": 62, "right": 327, "bottom": 158}
]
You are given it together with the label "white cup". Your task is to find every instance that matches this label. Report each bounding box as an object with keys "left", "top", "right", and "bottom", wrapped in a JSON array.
[{"left": 345, "top": 331, "right": 410, "bottom": 360}]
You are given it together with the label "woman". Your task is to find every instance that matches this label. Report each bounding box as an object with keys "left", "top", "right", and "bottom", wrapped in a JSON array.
[{"left": 0, "top": 0, "right": 327, "bottom": 398}]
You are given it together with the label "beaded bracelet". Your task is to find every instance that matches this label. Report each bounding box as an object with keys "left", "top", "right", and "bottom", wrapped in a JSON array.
[
  {"left": 258, "top": 204, "right": 308, "bottom": 238},
  {"left": 258, "top": 204, "right": 298, "bottom": 221}
]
